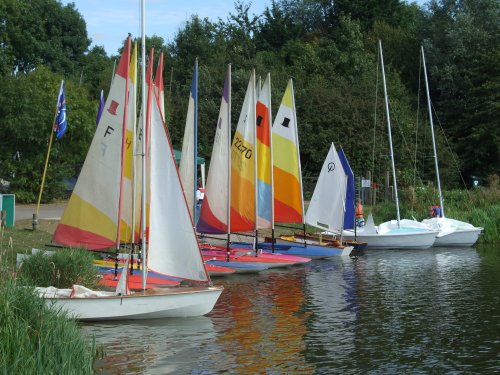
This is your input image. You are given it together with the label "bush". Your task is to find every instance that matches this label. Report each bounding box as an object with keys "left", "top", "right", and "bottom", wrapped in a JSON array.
[{"left": 17, "top": 248, "right": 100, "bottom": 289}]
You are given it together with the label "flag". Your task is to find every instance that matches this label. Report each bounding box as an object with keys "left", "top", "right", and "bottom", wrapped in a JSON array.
[
  {"left": 54, "top": 81, "right": 67, "bottom": 140},
  {"left": 96, "top": 89, "right": 104, "bottom": 127}
]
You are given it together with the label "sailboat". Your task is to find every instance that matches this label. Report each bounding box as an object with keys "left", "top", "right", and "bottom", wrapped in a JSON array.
[
  {"left": 342, "top": 41, "right": 438, "bottom": 249},
  {"left": 250, "top": 79, "right": 352, "bottom": 258},
  {"left": 419, "top": 46, "right": 482, "bottom": 246},
  {"left": 39, "top": 26, "right": 222, "bottom": 320},
  {"left": 197, "top": 70, "right": 308, "bottom": 268}
]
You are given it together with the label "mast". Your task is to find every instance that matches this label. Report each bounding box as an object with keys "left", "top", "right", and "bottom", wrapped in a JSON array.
[
  {"left": 140, "top": 0, "right": 147, "bottom": 290},
  {"left": 267, "top": 73, "right": 275, "bottom": 251},
  {"left": 226, "top": 64, "right": 232, "bottom": 262},
  {"left": 379, "top": 40, "right": 401, "bottom": 226},
  {"left": 252, "top": 69, "right": 258, "bottom": 254},
  {"left": 421, "top": 46, "right": 445, "bottom": 217},
  {"left": 290, "top": 79, "right": 307, "bottom": 241},
  {"left": 194, "top": 58, "right": 199, "bottom": 218}
]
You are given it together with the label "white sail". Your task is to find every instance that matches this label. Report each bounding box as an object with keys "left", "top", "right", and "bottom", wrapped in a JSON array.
[
  {"left": 305, "top": 143, "right": 347, "bottom": 234},
  {"left": 148, "top": 89, "right": 208, "bottom": 281},
  {"left": 197, "top": 67, "right": 231, "bottom": 234},
  {"left": 179, "top": 65, "right": 197, "bottom": 219}
]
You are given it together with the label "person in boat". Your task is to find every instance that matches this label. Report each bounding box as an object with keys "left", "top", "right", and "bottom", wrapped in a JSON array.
[
  {"left": 195, "top": 181, "right": 205, "bottom": 224},
  {"left": 355, "top": 198, "right": 365, "bottom": 227},
  {"left": 428, "top": 205, "right": 442, "bottom": 218}
]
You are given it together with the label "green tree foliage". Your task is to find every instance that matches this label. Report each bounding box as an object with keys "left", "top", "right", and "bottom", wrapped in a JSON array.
[
  {"left": 422, "top": 0, "right": 500, "bottom": 179},
  {"left": 0, "top": 0, "right": 498, "bottom": 202},
  {"left": 0, "top": 0, "right": 90, "bottom": 76}
]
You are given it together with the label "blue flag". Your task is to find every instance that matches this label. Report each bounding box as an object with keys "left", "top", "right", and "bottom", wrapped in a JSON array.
[
  {"left": 54, "top": 81, "right": 67, "bottom": 140},
  {"left": 96, "top": 89, "right": 104, "bottom": 127}
]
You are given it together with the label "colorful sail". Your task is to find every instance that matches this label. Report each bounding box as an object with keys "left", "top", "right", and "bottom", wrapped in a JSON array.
[
  {"left": 120, "top": 40, "right": 138, "bottom": 243},
  {"left": 197, "top": 66, "right": 231, "bottom": 234},
  {"left": 147, "top": 80, "right": 208, "bottom": 282},
  {"left": 53, "top": 38, "right": 131, "bottom": 250},
  {"left": 230, "top": 70, "right": 257, "bottom": 232},
  {"left": 256, "top": 73, "right": 272, "bottom": 229},
  {"left": 272, "top": 79, "right": 304, "bottom": 223},
  {"left": 338, "top": 148, "right": 355, "bottom": 230},
  {"left": 179, "top": 62, "right": 198, "bottom": 220},
  {"left": 305, "top": 143, "right": 347, "bottom": 233}
]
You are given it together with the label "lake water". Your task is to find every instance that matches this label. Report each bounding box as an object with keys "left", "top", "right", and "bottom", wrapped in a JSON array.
[{"left": 84, "top": 245, "right": 500, "bottom": 374}]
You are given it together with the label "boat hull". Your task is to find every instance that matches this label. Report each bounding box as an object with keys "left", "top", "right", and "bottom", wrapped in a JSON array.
[
  {"left": 343, "top": 231, "right": 437, "bottom": 249},
  {"left": 434, "top": 228, "right": 482, "bottom": 247},
  {"left": 44, "top": 286, "right": 223, "bottom": 321}
]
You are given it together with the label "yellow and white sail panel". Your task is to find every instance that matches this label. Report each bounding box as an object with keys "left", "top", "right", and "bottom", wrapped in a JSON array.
[
  {"left": 305, "top": 143, "right": 347, "bottom": 233},
  {"left": 179, "top": 64, "right": 197, "bottom": 219},
  {"left": 53, "top": 38, "right": 131, "bottom": 250},
  {"left": 272, "top": 79, "right": 304, "bottom": 224},
  {"left": 230, "top": 71, "right": 256, "bottom": 232},
  {"left": 197, "top": 67, "right": 231, "bottom": 234},
  {"left": 256, "top": 74, "right": 272, "bottom": 229},
  {"left": 147, "top": 88, "right": 208, "bottom": 281},
  {"left": 120, "top": 40, "right": 138, "bottom": 243}
]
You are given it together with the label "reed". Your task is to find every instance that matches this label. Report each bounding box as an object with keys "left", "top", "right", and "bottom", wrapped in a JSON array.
[
  {"left": 0, "top": 274, "right": 101, "bottom": 374},
  {"left": 17, "top": 248, "right": 101, "bottom": 289}
]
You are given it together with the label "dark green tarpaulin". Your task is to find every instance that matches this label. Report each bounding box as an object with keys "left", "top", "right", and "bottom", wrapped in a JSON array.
[{"left": 173, "top": 149, "right": 205, "bottom": 165}]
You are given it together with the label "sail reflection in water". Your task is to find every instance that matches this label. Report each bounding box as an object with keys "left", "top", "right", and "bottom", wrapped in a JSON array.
[{"left": 85, "top": 246, "right": 500, "bottom": 374}]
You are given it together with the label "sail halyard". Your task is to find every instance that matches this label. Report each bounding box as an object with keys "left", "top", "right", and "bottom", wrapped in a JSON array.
[
  {"left": 421, "top": 46, "right": 445, "bottom": 217},
  {"left": 379, "top": 40, "right": 401, "bottom": 226}
]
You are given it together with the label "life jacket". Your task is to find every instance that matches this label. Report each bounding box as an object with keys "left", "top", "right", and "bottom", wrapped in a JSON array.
[
  {"left": 431, "top": 205, "right": 441, "bottom": 217},
  {"left": 355, "top": 203, "right": 363, "bottom": 218}
]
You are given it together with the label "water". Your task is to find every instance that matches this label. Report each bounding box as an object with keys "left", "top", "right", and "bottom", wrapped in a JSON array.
[{"left": 84, "top": 245, "right": 500, "bottom": 374}]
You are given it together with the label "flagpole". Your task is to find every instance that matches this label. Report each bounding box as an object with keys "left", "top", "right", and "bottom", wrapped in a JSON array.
[{"left": 33, "top": 80, "right": 64, "bottom": 230}]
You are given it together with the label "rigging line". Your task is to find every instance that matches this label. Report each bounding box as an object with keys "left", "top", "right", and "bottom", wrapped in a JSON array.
[
  {"left": 410, "top": 55, "right": 424, "bottom": 216},
  {"left": 431, "top": 101, "right": 472, "bottom": 197},
  {"left": 371, "top": 46, "right": 380, "bottom": 203},
  {"left": 387, "top": 100, "right": 426, "bottom": 189}
]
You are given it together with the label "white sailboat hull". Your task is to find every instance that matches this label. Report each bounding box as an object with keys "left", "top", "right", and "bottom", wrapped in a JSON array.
[
  {"left": 342, "top": 230, "right": 438, "bottom": 249},
  {"left": 423, "top": 218, "right": 482, "bottom": 247},
  {"left": 433, "top": 229, "right": 482, "bottom": 247},
  {"left": 43, "top": 286, "right": 223, "bottom": 321}
]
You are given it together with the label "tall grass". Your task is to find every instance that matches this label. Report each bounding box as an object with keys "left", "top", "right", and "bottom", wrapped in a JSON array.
[
  {"left": 17, "top": 248, "right": 101, "bottom": 289},
  {"left": 0, "top": 267, "right": 101, "bottom": 373}
]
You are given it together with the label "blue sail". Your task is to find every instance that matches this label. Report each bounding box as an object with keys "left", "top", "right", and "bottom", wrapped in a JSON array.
[{"left": 338, "top": 148, "right": 355, "bottom": 230}]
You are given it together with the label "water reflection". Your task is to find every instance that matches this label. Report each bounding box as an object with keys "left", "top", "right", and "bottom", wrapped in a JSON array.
[{"left": 84, "top": 245, "right": 500, "bottom": 374}]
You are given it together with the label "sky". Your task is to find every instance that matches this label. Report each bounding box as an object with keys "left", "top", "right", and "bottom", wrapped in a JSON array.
[{"left": 62, "top": 0, "right": 271, "bottom": 55}]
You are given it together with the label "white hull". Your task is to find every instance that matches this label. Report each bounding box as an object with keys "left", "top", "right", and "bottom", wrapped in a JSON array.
[
  {"left": 343, "top": 230, "right": 438, "bottom": 249},
  {"left": 433, "top": 228, "right": 482, "bottom": 247},
  {"left": 44, "top": 286, "right": 223, "bottom": 321}
]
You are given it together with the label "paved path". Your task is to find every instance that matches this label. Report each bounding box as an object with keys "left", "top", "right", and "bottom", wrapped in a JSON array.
[{"left": 15, "top": 202, "right": 66, "bottom": 221}]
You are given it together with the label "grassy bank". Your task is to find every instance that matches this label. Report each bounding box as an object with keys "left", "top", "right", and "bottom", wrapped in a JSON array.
[
  {"left": 0, "top": 221, "right": 103, "bottom": 372},
  {"left": 0, "top": 263, "right": 101, "bottom": 373}
]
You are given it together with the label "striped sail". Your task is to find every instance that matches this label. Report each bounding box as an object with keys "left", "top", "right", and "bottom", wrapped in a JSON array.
[
  {"left": 197, "top": 67, "right": 231, "bottom": 234},
  {"left": 272, "top": 79, "right": 304, "bottom": 223},
  {"left": 256, "top": 73, "right": 272, "bottom": 229},
  {"left": 53, "top": 38, "right": 131, "bottom": 250},
  {"left": 179, "top": 63, "right": 197, "bottom": 220},
  {"left": 120, "top": 40, "right": 138, "bottom": 243},
  {"left": 147, "top": 81, "right": 208, "bottom": 281},
  {"left": 230, "top": 70, "right": 257, "bottom": 232},
  {"left": 338, "top": 148, "right": 355, "bottom": 230},
  {"left": 305, "top": 143, "right": 347, "bottom": 233}
]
